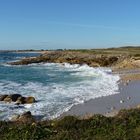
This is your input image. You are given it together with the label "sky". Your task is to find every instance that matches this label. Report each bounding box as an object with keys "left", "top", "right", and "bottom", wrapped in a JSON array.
[{"left": 0, "top": 0, "right": 140, "bottom": 50}]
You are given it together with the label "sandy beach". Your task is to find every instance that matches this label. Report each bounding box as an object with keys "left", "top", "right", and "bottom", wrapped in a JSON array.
[{"left": 62, "top": 69, "right": 140, "bottom": 118}]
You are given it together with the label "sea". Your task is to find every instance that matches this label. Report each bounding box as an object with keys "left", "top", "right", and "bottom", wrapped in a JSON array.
[{"left": 0, "top": 51, "right": 120, "bottom": 120}]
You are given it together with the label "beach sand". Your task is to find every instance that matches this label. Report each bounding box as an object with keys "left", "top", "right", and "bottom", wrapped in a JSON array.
[{"left": 62, "top": 70, "right": 140, "bottom": 118}]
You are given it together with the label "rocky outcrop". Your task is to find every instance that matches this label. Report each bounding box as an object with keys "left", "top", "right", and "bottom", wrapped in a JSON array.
[
  {"left": 10, "top": 51, "right": 120, "bottom": 67},
  {"left": 11, "top": 111, "right": 35, "bottom": 123},
  {"left": 3, "top": 94, "right": 21, "bottom": 103},
  {"left": 113, "top": 58, "right": 140, "bottom": 70},
  {"left": 9, "top": 49, "right": 140, "bottom": 71},
  {"left": 16, "top": 97, "right": 26, "bottom": 104},
  {"left": 25, "top": 97, "right": 36, "bottom": 104},
  {"left": 0, "top": 94, "right": 36, "bottom": 104},
  {"left": 0, "top": 95, "right": 8, "bottom": 101}
]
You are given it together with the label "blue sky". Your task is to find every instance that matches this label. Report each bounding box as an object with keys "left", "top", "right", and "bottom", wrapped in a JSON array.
[{"left": 0, "top": 0, "right": 140, "bottom": 50}]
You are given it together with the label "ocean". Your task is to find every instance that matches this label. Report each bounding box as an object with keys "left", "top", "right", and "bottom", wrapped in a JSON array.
[{"left": 0, "top": 52, "right": 120, "bottom": 120}]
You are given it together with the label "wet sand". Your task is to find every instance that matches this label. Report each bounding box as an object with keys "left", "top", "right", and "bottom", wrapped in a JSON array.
[{"left": 62, "top": 74, "right": 140, "bottom": 118}]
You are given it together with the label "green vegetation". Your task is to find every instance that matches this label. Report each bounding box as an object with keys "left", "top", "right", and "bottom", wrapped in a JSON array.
[
  {"left": 68, "top": 46, "right": 140, "bottom": 56},
  {"left": 1, "top": 108, "right": 140, "bottom": 140}
]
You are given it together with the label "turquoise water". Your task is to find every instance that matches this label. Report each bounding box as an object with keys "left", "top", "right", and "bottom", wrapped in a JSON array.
[{"left": 0, "top": 52, "right": 120, "bottom": 120}]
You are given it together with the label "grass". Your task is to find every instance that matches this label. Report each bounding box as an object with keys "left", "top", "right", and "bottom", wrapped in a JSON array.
[
  {"left": 67, "top": 47, "right": 140, "bottom": 56},
  {"left": 1, "top": 108, "right": 140, "bottom": 139}
]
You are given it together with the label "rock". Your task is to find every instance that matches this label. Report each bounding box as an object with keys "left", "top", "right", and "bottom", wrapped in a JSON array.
[
  {"left": 18, "top": 111, "right": 35, "bottom": 122},
  {"left": 89, "top": 62, "right": 100, "bottom": 67},
  {"left": 3, "top": 96, "right": 12, "bottom": 103},
  {"left": 127, "top": 96, "right": 131, "bottom": 100},
  {"left": 15, "top": 100, "right": 22, "bottom": 105},
  {"left": 0, "top": 95, "right": 8, "bottom": 101},
  {"left": 137, "top": 104, "right": 140, "bottom": 108},
  {"left": 124, "top": 80, "right": 131, "bottom": 86},
  {"left": 16, "top": 97, "right": 26, "bottom": 105},
  {"left": 10, "top": 94, "right": 22, "bottom": 102},
  {"left": 3, "top": 94, "right": 22, "bottom": 103},
  {"left": 110, "top": 106, "right": 116, "bottom": 110},
  {"left": 124, "top": 82, "right": 128, "bottom": 86},
  {"left": 11, "top": 114, "right": 20, "bottom": 121},
  {"left": 25, "top": 97, "right": 36, "bottom": 104},
  {"left": 0, "top": 94, "right": 36, "bottom": 105},
  {"left": 32, "top": 122, "right": 37, "bottom": 126},
  {"left": 120, "top": 100, "right": 124, "bottom": 104},
  {"left": 21, "top": 111, "right": 32, "bottom": 117},
  {"left": 11, "top": 111, "right": 35, "bottom": 122}
]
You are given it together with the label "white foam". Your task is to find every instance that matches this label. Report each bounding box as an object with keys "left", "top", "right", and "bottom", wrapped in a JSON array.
[{"left": 0, "top": 63, "right": 120, "bottom": 120}]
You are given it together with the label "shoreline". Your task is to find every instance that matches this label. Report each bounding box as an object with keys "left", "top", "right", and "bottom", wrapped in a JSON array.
[
  {"left": 61, "top": 69, "right": 140, "bottom": 118},
  {"left": 1, "top": 48, "right": 140, "bottom": 121}
]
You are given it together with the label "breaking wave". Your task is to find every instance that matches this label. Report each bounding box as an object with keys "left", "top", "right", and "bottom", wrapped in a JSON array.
[{"left": 0, "top": 63, "right": 120, "bottom": 120}]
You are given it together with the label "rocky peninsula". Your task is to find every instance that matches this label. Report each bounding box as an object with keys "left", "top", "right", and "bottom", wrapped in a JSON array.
[{"left": 10, "top": 47, "right": 140, "bottom": 71}]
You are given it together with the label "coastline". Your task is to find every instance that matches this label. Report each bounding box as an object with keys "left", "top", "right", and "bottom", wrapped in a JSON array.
[
  {"left": 61, "top": 69, "right": 140, "bottom": 118},
  {"left": 1, "top": 48, "right": 140, "bottom": 120},
  {"left": 6, "top": 48, "right": 140, "bottom": 119},
  {"left": 1, "top": 48, "right": 140, "bottom": 139}
]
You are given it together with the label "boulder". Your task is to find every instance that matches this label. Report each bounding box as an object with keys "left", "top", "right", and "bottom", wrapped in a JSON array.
[
  {"left": 11, "top": 114, "right": 20, "bottom": 121},
  {"left": 18, "top": 111, "right": 35, "bottom": 122},
  {"left": 0, "top": 94, "right": 36, "bottom": 105},
  {"left": 15, "top": 97, "right": 26, "bottom": 105},
  {"left": 3, "top": 94, "right": 22, "bottom": 103},
  {"left": 0, "top": 95, "right": 8, "bottom": 101},
  {"left": 11, "top": 111, "right": 35, "bottom": 123},
  {"left": 10, "top": 94, "right": 22, "bottom": 102},
  {"left": 3, "top": 96, "right": 12, "bottom": 102},
  {"left": 25, "top": 97, "right": 36, "bottom": 104},
  {"left": 120, "top": 100, "right": 124, "bottom": 104}
]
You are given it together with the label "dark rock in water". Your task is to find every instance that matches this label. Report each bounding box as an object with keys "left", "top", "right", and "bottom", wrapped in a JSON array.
[
  {"left": 120, "top": 100, "right": 124, "bottom": 103},
  {"left": 110, "top": 106, "right": 116, "bottom": 110},
  {"left": 16, "top": 96, "right": 36, "bottom": 104},
  {"left": 0, "top": 95, "right": 8, "bottom": 101},
  {"left": 10, "top": 94, "right": 22, "bottom": 102},
  {"left": 0, "top": 94, "right": 36, "bottom": 105},
  {"left": 25, "top": 97, "right": 36, "bottom": 104},
  {"left": 3, "top": 96, "right": 12, "bottom": 103},
  {"left": 22, "top": 111, "right": 32, "bottom": 116},
  {"left": 3, "top": 94, "right": 22, "bottom": 103},
  {"left": 127, "top": 96, "right": 131, "bottom": 100},
  {"left": 16, "top": 97, "right": 26, "bottom": 105},
  {"left": 18, "top": 111, "right": 35, "bottom": 122}
]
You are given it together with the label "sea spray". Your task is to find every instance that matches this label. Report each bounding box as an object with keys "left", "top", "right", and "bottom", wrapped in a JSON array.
[{"left": 0, "top": 52, "right": 120, "bottom": 120}]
